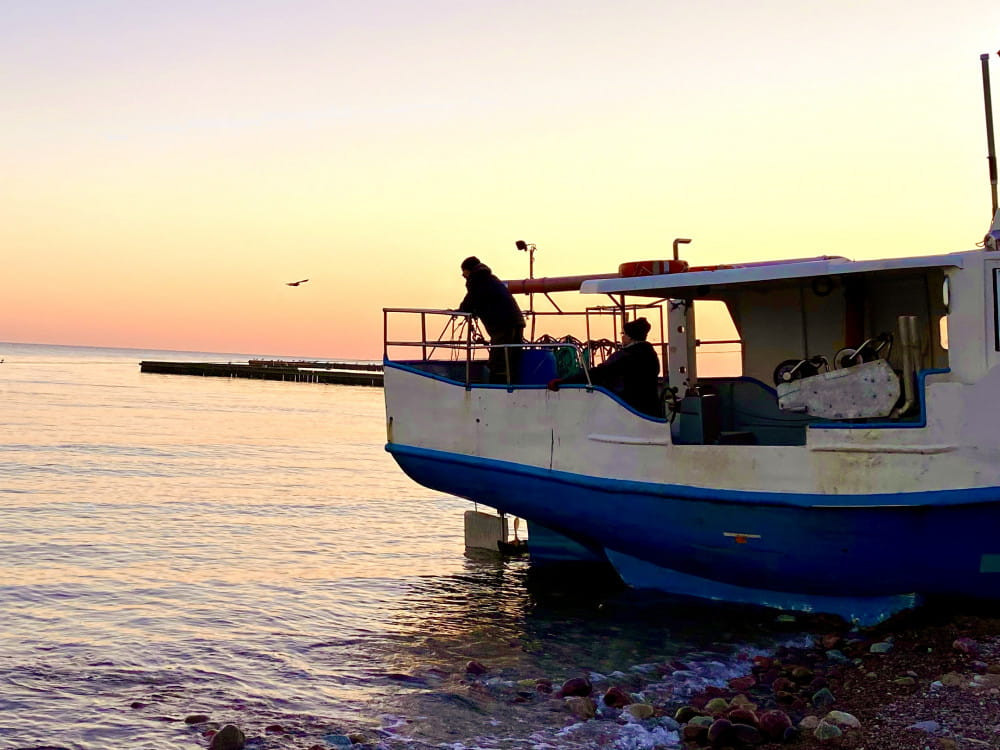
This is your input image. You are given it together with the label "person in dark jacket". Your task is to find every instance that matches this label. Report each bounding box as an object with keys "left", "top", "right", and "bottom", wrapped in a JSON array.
[
  {"left": 547, "top": 317, "right": 661, "bottom": 417},
  {"left": 458, "top": 256, "right": 526, "bottom": 384}
]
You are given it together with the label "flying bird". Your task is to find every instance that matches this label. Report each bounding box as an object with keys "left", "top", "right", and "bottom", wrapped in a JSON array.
[{"left": 285, "top": 279, "right": 309, "bottom": 286}]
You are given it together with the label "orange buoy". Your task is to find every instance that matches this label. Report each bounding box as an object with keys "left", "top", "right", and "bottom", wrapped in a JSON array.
[{"left": 618, "top": 259, "right": 689, "bottom": 277}]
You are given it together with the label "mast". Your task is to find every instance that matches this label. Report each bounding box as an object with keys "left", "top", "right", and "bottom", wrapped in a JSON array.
[{"left": 982, "top": 53, "right": 998, "bottom": 217}]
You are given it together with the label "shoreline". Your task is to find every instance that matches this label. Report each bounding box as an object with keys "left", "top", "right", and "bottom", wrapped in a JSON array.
[
  {"left": 443, "top": 600, "right": 1000, "bottom": 750},
  {"left": 188, "top": 601, "right": 1000, "bottom": 748}
]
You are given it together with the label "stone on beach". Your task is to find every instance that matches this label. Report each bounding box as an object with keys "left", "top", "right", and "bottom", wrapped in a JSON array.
[
  {"left": 799, "top": 715, "right": 820, "bottom": 731},
  {"left": 825, "top": 648, "right": 851, "bottom": 663},
  {"left": 940, "top": 671, "right": 968, "bottom": 687},
  {"left": 602, "top": 685, "right": 631, "bottom": 707},
  {"left": 953, "top": 637, "right": 980, "bottom": 656},
  {"left": 758, "top": 708, "right": 792, "bottom": 740},
  {"left": 209, "top": 724, "right": 245, "bottom": 750},
  {"left": 730, "top": 721, "right": 763, "bottom": 745},
  {"left": 730, "top": 693, "right": 757, "bottom": 709},
  {"left": 811, "top": 686, "right": 836, "bottom": 707},
  {"left": 813, "top": 720, "right": 842, "bottom": 742},
  {"left": 704, "top": 696, "right": 730, "bottom": 714},
  {"left": 564, "top": 695, "right": 596, "bottom": 719},
  {"left": 465, "top": 660, "right": 488, "bottom": 675},
  {"left": 623, "top": 702, "right": 654, "bottom": 720},
  {"left": 706, "top": 717, "right": 732, "bottom": 744},
  {"left": 558, "top": 676, "right": 593, "bottom": 697},
  {"left": 791, "top": 666, "right": 814, "bottom": 683},
  {"left": 771, "top": 676, "right": 794, "bottom": 693},
  {"left": 184, "top": 714, "right": 211, "bottom": 724},
  {"left": 728, "top": 674, "right": 756, "bottom": 691},
  {"left": 726, "top": 707, "right": 758, "bottom": 727},
  {"left": 972, "top": 672, "right": 1000, "bottom": 689},
  {"left": 682, "top": 721, "right": 709, "bottom": 742},
  {"left": 674, "top": 705, "right": 702, "bottom": 723},
  {"left": 824, "top": 709, "right": 861, "bottom": 729},
  {"left": 906, "top": 719, "right": 941, "bottom": 732}
]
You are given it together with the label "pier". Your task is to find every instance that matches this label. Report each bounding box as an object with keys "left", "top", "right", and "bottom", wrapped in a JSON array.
[{"left": 139, "top": 359, "right": 383, "bottom": 386}]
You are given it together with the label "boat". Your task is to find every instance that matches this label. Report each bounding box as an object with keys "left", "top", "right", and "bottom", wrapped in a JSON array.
[{"left": 381, "top": 56, "right": 1000, "bottom": 625}]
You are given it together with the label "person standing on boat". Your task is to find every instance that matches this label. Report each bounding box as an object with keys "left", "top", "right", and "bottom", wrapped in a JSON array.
[
  {"left": 547, "top": 317, "right": 661, "bottom": 417},
  {"left": 458, "top": 256, "right": 526, "bottom": 384}
]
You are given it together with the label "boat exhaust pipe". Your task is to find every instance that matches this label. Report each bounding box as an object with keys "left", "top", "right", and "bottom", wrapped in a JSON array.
[
  {"left": 892, "top": 315, "right": 920, "bottom": 418},
  {"left": 672, "top": 237, "right": 691, "bottom": 261}
]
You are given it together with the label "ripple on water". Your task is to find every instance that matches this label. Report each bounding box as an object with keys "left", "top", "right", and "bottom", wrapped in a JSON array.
[{"left": 0, "top": 351, "right": 811, "bottom": 749}]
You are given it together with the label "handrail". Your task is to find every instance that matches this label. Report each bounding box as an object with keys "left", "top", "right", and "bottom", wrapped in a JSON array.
[
  {"left": 384, "top": 306, "right": 593, "bottom": 389},
  {"left": 383, "top": 307, "right": 472, "bottom": 315}
]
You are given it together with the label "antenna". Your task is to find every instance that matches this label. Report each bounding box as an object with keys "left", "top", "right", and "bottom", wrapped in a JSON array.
[
  {"left": 515, "top": 240, "right": 538, "bottom": 338},
  {"left": 982, "top": 53, "right": 998, "bottom": 217},
  {"left": 515, "top": 240, "right": 536, "bottom": 279}
]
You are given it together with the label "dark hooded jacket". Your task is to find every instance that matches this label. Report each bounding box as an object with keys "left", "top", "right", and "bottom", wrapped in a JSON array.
[
  {"left": 458, "top": 263, "right": 525, "bottom": 336},
  {"left": 566, "top": 341, "right": 661, "bottom": 417}
]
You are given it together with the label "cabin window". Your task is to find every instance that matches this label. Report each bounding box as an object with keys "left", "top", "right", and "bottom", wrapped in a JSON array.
[
  {"left": 696, "top": 300, "right": 743, "bottom": 377},
  {"left": 939, "top": 315, "right": 949, "bottom": 350}
]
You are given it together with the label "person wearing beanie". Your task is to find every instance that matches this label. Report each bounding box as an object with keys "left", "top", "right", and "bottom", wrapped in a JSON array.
[
  {"left": 457, "top": 257, "right": 526, "bottom": 384},
  {"left": 547, "top": 316, "right": 661, "bottom": 417}
]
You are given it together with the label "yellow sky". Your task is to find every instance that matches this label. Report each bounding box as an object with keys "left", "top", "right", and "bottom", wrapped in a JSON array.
[{"left": 2, "top": 1, "right": 999, "bottom": 359}]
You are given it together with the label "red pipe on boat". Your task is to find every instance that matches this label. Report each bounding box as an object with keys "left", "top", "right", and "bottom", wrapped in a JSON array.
[{"left": 504, "top": 273, "right": 620, "bottom": 294}]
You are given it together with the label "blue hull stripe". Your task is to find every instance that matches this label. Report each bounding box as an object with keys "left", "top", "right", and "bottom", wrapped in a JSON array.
[
  {"left": 386, "top": 442, "right": 1000, "bottom": 509},
  {"left": 386, "top": 443, "right": 1000, "bottom": 599},
  {"left": 387, "top": 442, "right": 1000, "bottom": 600}
]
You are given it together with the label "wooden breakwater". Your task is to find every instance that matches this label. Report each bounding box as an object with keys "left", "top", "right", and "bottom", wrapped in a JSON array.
[{"left": 139, "top": 359, "right": 383, "bottom": 386}]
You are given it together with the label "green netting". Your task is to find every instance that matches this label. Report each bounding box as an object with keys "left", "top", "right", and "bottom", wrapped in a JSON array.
[{"left": 553, "top": 345, "right": 587, "bottom": 378}]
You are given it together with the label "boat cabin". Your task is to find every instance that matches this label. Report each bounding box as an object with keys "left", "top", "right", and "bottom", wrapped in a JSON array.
[{"left": 580, "top": 253, "right": 959, "bottom": 446}]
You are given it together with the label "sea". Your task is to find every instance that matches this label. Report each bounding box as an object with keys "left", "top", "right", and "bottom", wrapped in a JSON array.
[{"left": 0, "top": 342, "right": 811, "bottom": 750}]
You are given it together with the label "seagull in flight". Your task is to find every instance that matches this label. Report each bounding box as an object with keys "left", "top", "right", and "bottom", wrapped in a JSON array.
[{"left": 285, "top": 279, "right": 309, "bottom": 286}]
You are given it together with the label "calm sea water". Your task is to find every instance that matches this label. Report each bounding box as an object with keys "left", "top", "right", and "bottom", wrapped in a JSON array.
[{"left": 0, "top": 343, "right": 804, "bottom": 750}]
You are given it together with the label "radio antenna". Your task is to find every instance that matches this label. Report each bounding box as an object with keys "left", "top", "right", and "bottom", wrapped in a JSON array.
[{"left": 982, "top": 52, "right": 998, "bottom": 217}]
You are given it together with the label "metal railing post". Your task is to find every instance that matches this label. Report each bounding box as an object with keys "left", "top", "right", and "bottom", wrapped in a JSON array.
[
  {"left": 421, "top": 313, "right": 427, "bottom": 362},
  {"left": 466, "top": 319, "right": 472, "bottom": 390}
]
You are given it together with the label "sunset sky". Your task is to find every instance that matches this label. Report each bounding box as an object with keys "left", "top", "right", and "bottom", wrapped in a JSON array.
[{"left": 3, "top": 1, "right": 999, "bottom": 360}]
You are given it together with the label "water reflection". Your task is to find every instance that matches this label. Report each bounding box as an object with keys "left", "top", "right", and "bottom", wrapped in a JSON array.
[
  {"left": 349, "top": 551, "right": 802, "bottom": 748},
  {"left": 0, "top": 345, "right": 808, "bottom": 750}
]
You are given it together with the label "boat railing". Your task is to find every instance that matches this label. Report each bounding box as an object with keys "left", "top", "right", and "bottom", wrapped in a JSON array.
[{"left": 383, "top": 307, "right": 592, "bottom": 389}]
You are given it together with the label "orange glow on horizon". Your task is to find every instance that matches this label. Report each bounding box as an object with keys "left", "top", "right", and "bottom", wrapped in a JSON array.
[{"left": 3, "top": 2, "right": 999, "bottom": 359}]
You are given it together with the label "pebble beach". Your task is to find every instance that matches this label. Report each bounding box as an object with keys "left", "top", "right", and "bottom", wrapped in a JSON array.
[{"left": 186, "top": 603, "right": 1000, "bottom": 750}]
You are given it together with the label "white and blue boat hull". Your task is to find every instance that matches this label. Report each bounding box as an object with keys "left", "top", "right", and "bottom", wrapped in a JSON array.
[{"left": 384, "top": 360, "right": 1000, "bottom": 625}]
